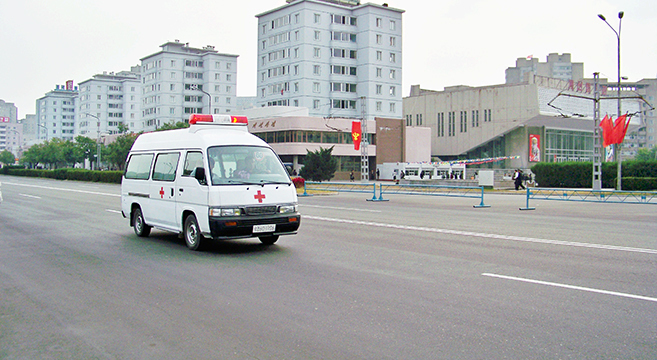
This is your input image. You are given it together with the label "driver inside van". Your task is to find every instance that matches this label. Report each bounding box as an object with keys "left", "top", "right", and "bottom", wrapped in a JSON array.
[{"left": 235, "top": 156, "right": 254, "bottom": 179}]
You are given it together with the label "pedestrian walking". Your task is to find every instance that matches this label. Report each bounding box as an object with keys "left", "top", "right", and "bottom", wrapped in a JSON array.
[{"left": 514, "top": 169, "right": 526, "bottom": 190}]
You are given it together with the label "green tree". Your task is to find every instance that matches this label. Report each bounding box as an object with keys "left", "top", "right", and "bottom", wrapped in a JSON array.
[
  {"left": 635, "top": 147, "right": 657, "bottom": 161},
  {"left": 157, "top": 121, "right": 189, "bottom": 131},
  {"left": 0, "top": 150, "right": 15, "bottom": 165},
  {"left": 40, "top": 139, "right": 62, "bottom": 168},
  {"left": 74, "top": 136, "right": 98, "bottom": 164},
  {"left": 105, "top": 133, "right": 138, "bottom": 170},
  {"left": 299, "top": 146, "right": 337, "bottom": 181},
  {"left": 117, "top": 122, "right": 130, "bottom": 134},
  {"left": 20, "top": 143, "right": 43, "bottom": 167},
  {"left": 59, "top": 140, "right": 79, "bottom": 166}
]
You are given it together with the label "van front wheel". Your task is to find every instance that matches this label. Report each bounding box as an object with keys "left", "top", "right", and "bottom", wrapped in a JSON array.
[
  {"left": 133, "top": 208, "right": 151, "bottom": 237},
  {"left": 184, "top": 214, "right": 203, "bottom": 251},
  {"left": 259, "top": 235, "right": 279, "bottom": 245}
]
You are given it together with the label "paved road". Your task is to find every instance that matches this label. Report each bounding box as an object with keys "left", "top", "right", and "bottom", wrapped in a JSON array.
[{"left": 1, "top": 175, "right": 656, "bottom": 359}]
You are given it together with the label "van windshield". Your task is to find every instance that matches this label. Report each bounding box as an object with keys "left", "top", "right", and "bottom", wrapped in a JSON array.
[{"left": 207, "top": 145, "right": 291, "bottom": 186}]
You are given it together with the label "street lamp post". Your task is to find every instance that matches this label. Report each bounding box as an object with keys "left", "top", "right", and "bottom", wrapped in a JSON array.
[
  {"left": 191, "top": 84, "right": 212, "bottom": 114},
  {"left": 598, "top": 10, "right": 624, "bottom": 190},
  {"left": 37, "top": 123, "right": 48, "bottom": 141},
  {"left": 84, "top": 113, "right": 102, "bottom": 170},
  {"left": 7, "top": 129, "right": 22, "bottom": 161}
]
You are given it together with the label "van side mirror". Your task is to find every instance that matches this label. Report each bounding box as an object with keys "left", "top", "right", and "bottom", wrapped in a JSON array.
[{"left": 194, "top": 167, "right": 207, "bottom": 185}]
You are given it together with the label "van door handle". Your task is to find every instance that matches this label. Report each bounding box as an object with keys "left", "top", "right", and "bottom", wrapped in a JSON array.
[{"left": 171, "top": 188, "right": 174, "bottom": 196}]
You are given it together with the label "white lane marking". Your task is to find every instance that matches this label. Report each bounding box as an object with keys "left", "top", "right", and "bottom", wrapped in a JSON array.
[
  {"left": 19, "top": 193, "right": 42, "bottom": 199},
  {"left": 3, "top": 182, "right": 120, "bottom": 198},
  {"left": 482, "top": 273, "right": 657, "bottom": 303},
  {"left": 106, "top": 209, "right": 122, "bottom": 214},
  {"left": 303, "top": 215, "right": 657, "bottom": 255},
  {"left": 301, "top": 204, "right": 381, "bottom": 213}
]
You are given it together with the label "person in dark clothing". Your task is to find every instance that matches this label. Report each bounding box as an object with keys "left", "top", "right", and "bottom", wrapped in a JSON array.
[{"left": 514, "top": 169, "right": 526, "bottom": 190}]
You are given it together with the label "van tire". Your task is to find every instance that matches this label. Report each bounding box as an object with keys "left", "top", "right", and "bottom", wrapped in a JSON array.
[
  {"left": 184, "top": 214, "right": 203, "bottom": 251},
  {"left": 133, "top": 207, "right": 151, "bottom": 237},
  {"left": 259, "top": 235, "right": 279, "bottom": 245}
]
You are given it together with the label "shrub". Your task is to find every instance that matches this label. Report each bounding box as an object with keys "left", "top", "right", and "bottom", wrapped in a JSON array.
[
  {"left": 532, "top": 160, "right": 657, "bottom": 190},
  {"left": 0, "top": 167, "right": 123, "bottom": 184},
  {"left": 621, "top": 177, "right": 657, "bottom": 191}
]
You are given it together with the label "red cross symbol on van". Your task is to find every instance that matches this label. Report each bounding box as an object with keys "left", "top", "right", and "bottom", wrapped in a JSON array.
[
  {"left": 159, "top": 187, "right": 165, "bottom": 198},
  {"left": 254, "top": 190, "right": 266, "bottom": 203}
]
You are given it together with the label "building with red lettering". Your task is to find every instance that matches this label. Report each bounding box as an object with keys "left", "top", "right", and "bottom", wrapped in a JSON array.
[{"left": 403, "top": 73, "right": 650, "bottom": 169}]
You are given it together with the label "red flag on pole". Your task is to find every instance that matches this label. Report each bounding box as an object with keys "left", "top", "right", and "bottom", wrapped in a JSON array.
[
  {"left": 611, "top": 114, "right": 630, "bottom": 145},
  {"left": 351, "top": 121, "right": 362, "bottom": 150},
  {"left": 599, "top": 114, "right": 614, "bottom": 147}
]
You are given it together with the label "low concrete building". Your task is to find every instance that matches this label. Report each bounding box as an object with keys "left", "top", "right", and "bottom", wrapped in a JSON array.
[{"left": 403, "top": 74, "right": 646, "bottom": 170}]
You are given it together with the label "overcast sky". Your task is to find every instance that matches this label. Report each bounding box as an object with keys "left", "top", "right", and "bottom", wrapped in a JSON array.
[{"left": 1, "top": 0, "right": 655, "bottom": 118}]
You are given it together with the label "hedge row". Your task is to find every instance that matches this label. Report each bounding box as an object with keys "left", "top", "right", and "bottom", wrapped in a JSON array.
[
  {"left": 0, "top": 166, "right": 123, "bottom": 184},
  {"left": 531, "top": 161, "right": 657, "bottom": 190}
]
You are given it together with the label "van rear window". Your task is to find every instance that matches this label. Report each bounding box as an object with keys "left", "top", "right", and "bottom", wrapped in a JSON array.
[{"left": 125, "top": 154, "right": 153, "bottom": 180}]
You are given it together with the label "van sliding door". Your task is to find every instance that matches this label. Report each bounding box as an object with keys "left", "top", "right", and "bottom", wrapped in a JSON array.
[{"left": 148, "top": 152, "right": 180, "bottom": 229}]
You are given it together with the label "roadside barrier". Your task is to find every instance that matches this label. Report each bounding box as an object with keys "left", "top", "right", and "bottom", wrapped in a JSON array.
[
  {"left": 378, "top": 183, "right": 490, "bottom": 208},
  {"left": 300, "top": 181, "right": 378, "bottom": 200},
  {"left": 301, "top": 181, "right": 490, "bottom": 207},
  {"left": 520, "top": 187, "right": 657, "bottom": 210}
]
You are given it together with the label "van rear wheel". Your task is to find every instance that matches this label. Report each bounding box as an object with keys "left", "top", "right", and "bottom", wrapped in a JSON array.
[
  {"left": 259, "top": 235, "right": 279, "bottom": 245},
  {"left": 184, "top": 214, "right": 203, "bottom": 251},
  {"left": 133, "top": 207, "right": 151, "bottom": 237}
]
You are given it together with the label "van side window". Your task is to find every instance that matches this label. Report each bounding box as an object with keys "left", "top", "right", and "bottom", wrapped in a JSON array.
[
  {"left": 182, "top": 151, "right": 203, "bottom": 177},
  {"left": 124, "top": 154, "right": 154, "bottom": 180},
  {"left": 152, "top": 153, "right": 180, "bottom": 182}
]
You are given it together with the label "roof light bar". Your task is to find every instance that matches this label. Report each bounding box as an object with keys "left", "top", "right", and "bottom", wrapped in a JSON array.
[{"left": 189, "top": 114, "right": 248, "bottom": 125}]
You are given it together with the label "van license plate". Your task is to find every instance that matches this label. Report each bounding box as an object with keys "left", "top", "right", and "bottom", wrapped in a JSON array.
[{"left": 253, "top": 224, "right": 276, "bottom": 233}]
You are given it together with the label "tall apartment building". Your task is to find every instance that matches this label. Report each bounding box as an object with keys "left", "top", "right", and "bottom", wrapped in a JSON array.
[
  {"left": 624, "top": 79, "right": 657, "bottom": 153},
  {"left": 0, "top": 99, "right": 20, "bottom": 155},
  {"left": 36, "top": 84, "right": 78, "bottom": 141},
  {"left": 20, "top": 114, "right": 36, "bottom": 147},
  {"left": 255, "top": 0, "right": 404, "bottom": 120},
  {"left": 77, "top": 68, "right": 142, "bottom": 137},
  {"left": 140, "top": 40, "right": 238, "bottom": 129},
  {"left": 506, "top": 53, "right": 584, "bottom": 84}
]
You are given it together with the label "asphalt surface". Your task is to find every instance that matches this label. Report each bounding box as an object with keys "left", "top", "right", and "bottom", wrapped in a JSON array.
[{"left": 0, "top": 175, "right": 655, "bottom": 359}]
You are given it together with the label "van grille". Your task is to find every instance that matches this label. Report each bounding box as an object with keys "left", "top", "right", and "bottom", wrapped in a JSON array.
[{"left": 245, "top": 206, "right": 277, "bottom": 215}]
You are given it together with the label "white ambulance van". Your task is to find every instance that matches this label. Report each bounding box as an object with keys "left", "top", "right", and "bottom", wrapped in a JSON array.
[{"left": 121, "top": 114, "right": 300, "bottom": 250}]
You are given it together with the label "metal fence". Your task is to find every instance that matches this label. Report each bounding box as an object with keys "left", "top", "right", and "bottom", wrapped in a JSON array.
[
  {"left": 300, "top": 181, "right": 379, "bottom": 200},
  {"left": 301, "top": 181, "right": 490, "bottom": 208},
  {"left": 520, "top": 187, "right": 657, "bottom": 210}
]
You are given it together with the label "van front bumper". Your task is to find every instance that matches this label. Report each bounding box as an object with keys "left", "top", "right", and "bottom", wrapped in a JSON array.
[{"left": 209, "top": 213, "right": 301, "bottom": 240}]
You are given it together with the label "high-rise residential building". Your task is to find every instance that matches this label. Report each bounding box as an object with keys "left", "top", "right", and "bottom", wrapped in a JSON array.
[
  {"left": 77, "top": 68, "right": 141, "bottom": 137},
  {"left": 255, "top": 0, "right": 404, "bottom": 120},
  {"left": 139, "top": 40, "right": 238, "bottom": 129},
  {"left": 20, "top": 114, "right": 36, "bottom": 147},
  {"left": 36, "top": 83, "right": 78, "bottom": 141},
  {"left": 506, "top": 53, "right": 584, "bottom": 84},
  {"left": 0, "top": 99, "right": 20, "bottom": 155},
  {"left": 625, "top": 79, "right": 657, "bottom": 152}
]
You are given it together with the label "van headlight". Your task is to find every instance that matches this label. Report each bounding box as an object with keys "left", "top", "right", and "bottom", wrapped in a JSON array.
[
  {"left": 279, "top": 204, "right": 297, "bottom": 214},
  {"left": 210, "top": 208, "right": 242, "bottom": 217}
]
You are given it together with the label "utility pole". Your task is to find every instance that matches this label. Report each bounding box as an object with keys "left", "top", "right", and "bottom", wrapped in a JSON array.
[
  {"left": 592, "top": 73, "right": 602, "bottom": 190},
  {"left": 360, "top": 96, "right": 369, "bottom": 181}
]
